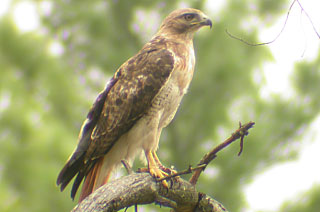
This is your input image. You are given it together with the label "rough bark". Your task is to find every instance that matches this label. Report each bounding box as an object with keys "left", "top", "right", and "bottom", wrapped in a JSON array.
[
  {"left": 72, "top": 121, "right": 255, "bottom": 211},
  {"left": 72, "top": 172, "right": 227, "bottom": 212}
]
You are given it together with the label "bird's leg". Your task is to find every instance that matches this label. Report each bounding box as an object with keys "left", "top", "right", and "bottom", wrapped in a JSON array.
[
  {"left": 152, "top": 151, "right": 176, "bottom": 174},
  {"left": 151, "top": 129, "right": 173, "bottom": 174},
  {"left": 152, "top": 150, "right": 164, "bottom": 167},
  {"left": 153, "top": 151, "right": 179, "bottom": 184},
  {"left": 146, "top": 150, "right": 169, "bottom": 188}
]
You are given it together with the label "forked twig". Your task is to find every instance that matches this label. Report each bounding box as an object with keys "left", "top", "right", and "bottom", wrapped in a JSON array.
[
  {"left": 189, "top": 121, "right": 255, "bottom": 185},
  {"left": 157, "top": 164, "right": 207, "bottom": 182}
]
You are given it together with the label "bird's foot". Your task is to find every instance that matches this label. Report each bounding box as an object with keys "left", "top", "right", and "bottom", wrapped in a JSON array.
[
  {"left": 138, "top": 166, "right": 179, "bottom": 187},
  {"left": 149, "top": 166, "right": 169, "bottom": 188},
  {"left": 159, "top": 165, "right": 177, "bottom": 175},
  {"left": 137, "top": 166, "right": 169, "bottom": 187},
  {"left": 152, "top": 151, "right": 178, "bottom": 178}
]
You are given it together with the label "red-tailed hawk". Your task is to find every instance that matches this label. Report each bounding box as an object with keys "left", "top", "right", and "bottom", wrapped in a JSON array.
[{"left": 57, "top": 8, "right": 212, "bottom": 202}]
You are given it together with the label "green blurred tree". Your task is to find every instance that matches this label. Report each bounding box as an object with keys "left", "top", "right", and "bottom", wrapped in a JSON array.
[
  {"left": 280, "top": 185, "right": 320, "bottom": 212},
  {"left": 0, "top": 0, "right": 319, "bottom": 211}
]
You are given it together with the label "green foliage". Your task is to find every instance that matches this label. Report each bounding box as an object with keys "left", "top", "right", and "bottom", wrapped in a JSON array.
[
  {"left": 293, "top": 55, "right": 320, "bottom": 110},
  {"left": 280, "top": 186, "right": 320, "bottom": 212},
  {"left": 0, "top": 0, "right": 319, "bottom": 211}
]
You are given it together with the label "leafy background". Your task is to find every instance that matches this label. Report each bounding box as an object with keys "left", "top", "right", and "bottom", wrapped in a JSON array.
[{"left": 0, "top": 0, "right": 319, "bottom": 211}]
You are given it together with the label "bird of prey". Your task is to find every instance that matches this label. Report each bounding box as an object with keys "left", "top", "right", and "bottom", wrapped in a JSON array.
[{"left": 57, "top": 8, "right": 212, "bottom": 202}]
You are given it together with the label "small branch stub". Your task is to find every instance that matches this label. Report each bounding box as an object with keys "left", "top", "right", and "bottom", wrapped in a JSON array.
[{"left": 121, "top": 160, "right": 133, "bottom": 174}]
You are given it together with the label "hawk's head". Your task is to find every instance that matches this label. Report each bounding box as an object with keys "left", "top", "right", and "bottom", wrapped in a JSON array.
[{"left": 159, "top": 8, "right": 212, "bottom": 37}]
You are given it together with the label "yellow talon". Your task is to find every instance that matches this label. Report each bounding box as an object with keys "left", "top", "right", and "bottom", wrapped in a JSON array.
[
  {"left": 146, "top": 151, "right": 170, "bottom": 188},
  {"left": 149, "top": 166, "right": 169, "bottom": 188}
]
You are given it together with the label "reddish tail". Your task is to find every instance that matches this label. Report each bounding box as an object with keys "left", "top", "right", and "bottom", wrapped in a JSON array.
[{"left": 79, "top": 156, "right": 112, "bottom": 202}]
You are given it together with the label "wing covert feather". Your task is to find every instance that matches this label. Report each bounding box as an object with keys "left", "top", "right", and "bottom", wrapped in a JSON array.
[{"left": 85, "top": 48, "right": 175, "bottom": 161}]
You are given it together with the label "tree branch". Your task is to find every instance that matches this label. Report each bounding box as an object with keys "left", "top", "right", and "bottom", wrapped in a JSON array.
[
  {"left": 72, "top": 121, "right": 255, "bottom": 211},
  {"left": 72, "top": 173, "right": 227, "bottom": 212}
]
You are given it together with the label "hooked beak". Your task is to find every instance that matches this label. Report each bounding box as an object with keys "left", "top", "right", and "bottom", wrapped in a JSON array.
[
  {"left": 191, "top": 13, "right": 212, "bottom": 29},
  {"left": 200, "top": 16, "right": 212, "bottom": 29}
]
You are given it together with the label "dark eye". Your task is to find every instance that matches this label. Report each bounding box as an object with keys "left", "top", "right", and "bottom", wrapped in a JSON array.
[{"left": 184, "top": 14, "right": 195, "bottom": 21}]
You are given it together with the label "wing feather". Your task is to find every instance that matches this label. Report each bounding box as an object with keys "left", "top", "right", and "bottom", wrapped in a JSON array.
[
  {"left": 56, "top": 78, "right": 116, "bottom": 193},
  {"left": 57, "top": 41, "right": 175, "bottom": 198},
  {"left": 86, "top": 47, "right": 175, "bottom": 160}
]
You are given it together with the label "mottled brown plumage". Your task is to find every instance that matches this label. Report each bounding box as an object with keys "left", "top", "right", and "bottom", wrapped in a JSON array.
[{"left": 57, "top": 8, "right": 212, "bottom": 202}]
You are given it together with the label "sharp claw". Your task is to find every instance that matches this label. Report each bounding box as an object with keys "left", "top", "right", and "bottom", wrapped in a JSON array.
[
  {"left": 146, "top": 151, "right": 175, "bottom": 188},
  {"left": 149, "top": 167, "right": 169, "bottom": 188},
  {"left": 161, "top": 178, "right": 169, "bottom": 188},
  {"left": 159, "top": 166, "right": 175, "bottom": 174}
]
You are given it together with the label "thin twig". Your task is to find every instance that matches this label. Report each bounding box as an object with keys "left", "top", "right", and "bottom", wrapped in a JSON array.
[
  {"left": 157, "top": 164, "right": 207, "bottom": 182},
  {"left": 296, "top": 0, "right": 320, "bottom": 39},
  {"left": 121, "top": 160, "right": 133, "bottom": 174},
  {"left": 226, "top": 0, "right": 320, "bottom": 46},
  {"left": 238, "top": 135, "right": 245, "bottom": 156},
  {"left": 189, "top": 121, "right": 255, "bottom": 185},
  {"left": 226, "top": 0, "right": 296, "bottom": 46},
  {"left": 237, "top": 122, "right": 243, "bottom": 156},
  {"left": 299, "top": 7, "right": 307, "bottom": 58}
]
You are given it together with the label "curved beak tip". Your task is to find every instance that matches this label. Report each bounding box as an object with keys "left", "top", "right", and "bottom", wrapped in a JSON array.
[
  {"left": 206, "top": 19, "right": 213, "bottom": 29},
  {"left": 200, "top": 18, "right": 212, "bottom": 29}
]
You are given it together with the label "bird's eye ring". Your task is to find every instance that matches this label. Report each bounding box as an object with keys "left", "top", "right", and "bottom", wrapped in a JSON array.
[{"left": 184, "top": 14, "right": 195, "bottom": 21}]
